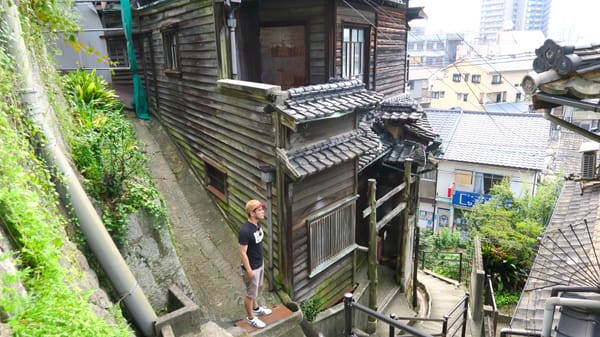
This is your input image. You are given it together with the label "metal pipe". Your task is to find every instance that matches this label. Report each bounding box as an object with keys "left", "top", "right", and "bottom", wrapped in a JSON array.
[
  {"left": 4, "top": 2, "right": 157, "bottom": 336},
  {"left": 226, "top": 2, "right": 239, "bottom": 79},
  {"left": 541, "top": 297, "right": 600, "bottom": 337},
  {"left": 266, "top": 180, "right": 274, "bottom": 291}
]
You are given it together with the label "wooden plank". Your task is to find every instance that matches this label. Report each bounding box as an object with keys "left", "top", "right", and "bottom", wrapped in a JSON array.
[
  {"left": 362, "top": 181, "right": 406, "bottom": 218},
  {"left": 376, "top": 201, "right": 406, "bottom": 231}
]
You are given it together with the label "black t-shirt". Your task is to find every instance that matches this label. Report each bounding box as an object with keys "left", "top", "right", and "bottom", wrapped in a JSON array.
[{"left": 238, "top": 221, "right": 264, "bottom": 270}]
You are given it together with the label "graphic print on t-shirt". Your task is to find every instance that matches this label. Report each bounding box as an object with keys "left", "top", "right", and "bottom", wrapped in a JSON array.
[{"left": 254, "top": 227, "right": 264, "bottom": 244}]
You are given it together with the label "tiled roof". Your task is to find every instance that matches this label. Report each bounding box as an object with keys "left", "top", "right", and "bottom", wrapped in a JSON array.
[
  {"left": 511, "top": 131, "right": 600, "bottom": 332},
  {"left": 361, "top": 95, "right": 439, "bottom": 168},
  {"left": 278, "top": 128, "right": 384, "bottom": 179},
  {"left": 358, "top": 121, "right": 392, "bottom": 171},
  {"left": 425, "top": 109, "right": 550, "bottom": 170},
  {"left": 275, "top": 79, "right": 383, "bottom": 128}
]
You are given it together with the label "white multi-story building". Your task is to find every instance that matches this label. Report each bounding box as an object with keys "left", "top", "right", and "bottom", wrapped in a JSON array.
[
  {"left": 480, "top": 0, "right": 551, "bottom": 42},
  {"left": 418, "top": 108, "right": 551, "bottom": 232}
]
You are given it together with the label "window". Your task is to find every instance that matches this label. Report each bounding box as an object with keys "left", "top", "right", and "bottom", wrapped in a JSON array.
[
  {"left": 483, "top": 173, "right": 505, "bottom": 194},
  {"left": 463, "top": 73, "right": 470, "bottom": 82},
  {"left": 106, "top": 38, "right": 129, "bottom": 67},
  {"left": 307, "top": 196, "right": 357, "bottom": 276},
  {"left": 463, "top": 93, "right": 468, "bottom": 102},
  {"left": 491, "top": 74, "right": 502, "bottom": 84},
  {"left": 471, "top": 74, "right": 481, "bottom": 83},
  {"left": 452, "top": 73, "right": 461, "bottom": 82},
  {"left": 431, "top": 91, "right": 445, "bottom": 99},
  {"left": 455, "top": 170, "right": 473, "bottom": 186},
  {"left": 342, "top": 27, "right": 367, "bottom": 83},
  {"left": 162, "top": 25, "right": 180, "bottom": 74},
  {"left": 421, "top": 169, "right": 436, "bottom": 180},
  {"left": 516, "top": 92, "right": 522, "bottom": 101},
  {"left": 202, "top": 156, "right": 227, "bottom": 201}
]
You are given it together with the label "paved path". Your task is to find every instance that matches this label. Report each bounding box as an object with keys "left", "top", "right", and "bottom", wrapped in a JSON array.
[
  {"left": 130, "top": 116, "right": 279, "bottom": 327},
  {"left": 375, "top": 270, "right": 472, "bottom": 337},
  {"left": 415, "top": 271, "right": 471, "bottom": 337}
]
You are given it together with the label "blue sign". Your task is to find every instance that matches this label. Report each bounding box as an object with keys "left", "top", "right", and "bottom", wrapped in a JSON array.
[{"left": 452, "top": 191, "right": 491, "bottom": 208}]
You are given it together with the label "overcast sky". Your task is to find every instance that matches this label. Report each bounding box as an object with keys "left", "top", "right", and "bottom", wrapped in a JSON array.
[{"left": 410, "top": 0, "right": 599, "bottom": 44}]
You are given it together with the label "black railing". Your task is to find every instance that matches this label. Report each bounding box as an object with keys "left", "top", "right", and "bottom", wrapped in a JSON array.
[
  {"left": 419, "top": 251, "right": 469, "bottom": 284},
  {"left": 343, "top": 293, "right": 434, "bottom": 337},
  {"left": 343, "top": 292, "right": 470, "bottom": 337}
]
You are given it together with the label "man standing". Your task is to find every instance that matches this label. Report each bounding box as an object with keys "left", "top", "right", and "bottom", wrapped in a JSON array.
[{"left": 239, "top": 199, "right": 272, "bottom": 328}]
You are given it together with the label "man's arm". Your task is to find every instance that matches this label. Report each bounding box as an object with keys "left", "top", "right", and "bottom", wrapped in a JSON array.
[{"left": 239, "top": 244, "right": 254, "bottom": 277}]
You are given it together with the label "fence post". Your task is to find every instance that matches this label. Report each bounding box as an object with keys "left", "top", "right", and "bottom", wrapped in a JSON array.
[
  {"left": 389, "top": 314, "right": 396, "bottom": 337},
  {"left": 461, "top": 292, "right": 470, "bottom": 337},
  {"left": 367, "top": 179, "right": 378, "bottom": 333},
  {"left": 344, "top": 293, "right": 354, "bottom": 337},
  {"left": 442, "top": 315, "right": 449, "bottom": 337},
  {"left": 458, "top": 252, "right": 463, "bottom": 283}
]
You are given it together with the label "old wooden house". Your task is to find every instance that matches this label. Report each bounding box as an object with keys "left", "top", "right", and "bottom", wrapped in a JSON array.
[{"left": 98, "top": 0, "right": 435, "bottom": 307}]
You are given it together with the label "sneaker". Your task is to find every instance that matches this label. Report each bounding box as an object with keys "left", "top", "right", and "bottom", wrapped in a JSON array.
[
  {"left": 247, "top": 316, "right": 266, "bottom": 328},
  {"left": 253, "top": 306, "right": 272, "bottom": 315}
]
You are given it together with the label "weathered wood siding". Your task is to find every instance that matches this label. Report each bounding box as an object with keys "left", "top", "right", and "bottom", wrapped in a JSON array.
[
  {"left": 288, "top": 160, "right": 356, "bottom": 302},
  {"left": 134, "top": 1, "right": 282, "bottom": 277},
  {"left": 374, "top": 6, "right": 408, "bottom": 97},
  {"left": 257, "top": 0, "right": 328, "bottom": 85}
]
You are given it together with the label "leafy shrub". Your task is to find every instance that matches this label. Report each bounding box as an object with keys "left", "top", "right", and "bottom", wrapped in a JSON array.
[
  {"left": 61, "top": 69, "right": 167, "bottom": 247},
  {"left": 301, "top": 297, "right": 322, "bottom": 322}
]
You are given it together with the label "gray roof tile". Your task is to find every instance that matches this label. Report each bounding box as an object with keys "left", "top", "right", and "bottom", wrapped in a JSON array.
[
  {"left": 276, "top": 79, "right": 383, "bottom": 124},
  {"left": 425, "top": 109, "right": 550, "bottom": 170},
  {"left": 512, "top": 130, "right": 600, "bottom": 332}
]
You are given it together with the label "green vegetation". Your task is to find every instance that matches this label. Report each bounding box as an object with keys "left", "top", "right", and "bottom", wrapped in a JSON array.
[
  {"left": 0, "top": 1, "right": 168, "bottom": 335},
  {"left": 61, "top": 69, "right": 167, "bottom": 247},
  {"left": 467, "top": 178, "right": 562, "bottom": 293},
  {"left": 300, "top": 297, "right": 322, "bottom": 322},
  {"left": 0, "top": 28, "right": 131, "bottom": 337},
  {"left": 419, "top": 228, "right": 470, "bottom": 281}
]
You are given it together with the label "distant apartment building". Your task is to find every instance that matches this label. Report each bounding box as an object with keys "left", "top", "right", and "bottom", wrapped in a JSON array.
[
  {"left": 427, "top": 53, "right": 534, "bottom": 110},
  {"left": 407, "top": 28, "right": 471, "bottom": 68},
  {"left": 480, "top": 0, "right": 551, "bottom": 42}
]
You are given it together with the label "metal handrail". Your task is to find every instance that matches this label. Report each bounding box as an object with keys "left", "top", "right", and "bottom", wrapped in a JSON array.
[{"left": 344, "top": 293, "right": 434, "bottom": 337}]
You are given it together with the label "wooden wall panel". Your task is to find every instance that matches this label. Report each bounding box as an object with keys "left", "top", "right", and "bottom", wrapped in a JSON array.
[
  {"left": 288, "top": 161, "right": 356, "bottom": 302},
  {"left": 259, "top": 0, "right": 327, "bottom": 85},
  {"left": 374, "top": 6, "right": 408, "bottom": 97},
  {"left": 135, "top": 0, "right": 282, "bottom": 278}
]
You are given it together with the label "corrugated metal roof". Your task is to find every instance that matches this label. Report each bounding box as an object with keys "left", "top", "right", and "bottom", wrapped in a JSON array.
[{"left": 425, "top": 109, "right": 550, "bottom": 170}]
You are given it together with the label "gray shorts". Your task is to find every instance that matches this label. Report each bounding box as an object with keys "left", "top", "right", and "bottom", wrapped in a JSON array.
[{"left": 242, "top": 264, "right": 264, "bottom": 298}]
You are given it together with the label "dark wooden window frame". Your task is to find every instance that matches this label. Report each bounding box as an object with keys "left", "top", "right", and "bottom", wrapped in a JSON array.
[
  {"left": 452, "top": 73, "right": 461, "bottom": 82},
  {"left": 201, "top": 156, "right": 228, "bottom": 202},
  {"left": 161, "top": 23, "right": 181, "bottom": 77},
  {"left": 471, "top": 74, "right": 481, "bottom": 83},
  {"left": 491, "top": 74, "right": 502, "bottom": 84},
  {"left": 341, "top": 24, "right": 370, "bottom": 85}
]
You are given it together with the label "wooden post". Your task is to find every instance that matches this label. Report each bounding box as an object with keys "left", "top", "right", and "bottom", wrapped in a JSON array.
[
  {"left": 396, "top": 159, "right": 413, "bottom": 287},
  {"left": 367, "top": 179, "right": 378, "bottom": 332}
]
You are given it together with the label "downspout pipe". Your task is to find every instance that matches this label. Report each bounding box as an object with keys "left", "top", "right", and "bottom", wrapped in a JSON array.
[
  {"left": 225, "top": 0, "right": 240, "bottom": 79},
  {"left": 541, "top": 297, "right": 600, "bottom": 337},
  {"left": 4, "top": 2, "right": 157, "bottom": 336}
]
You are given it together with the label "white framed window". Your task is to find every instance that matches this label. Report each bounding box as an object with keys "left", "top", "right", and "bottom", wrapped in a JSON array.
[
  {"left": 307, "top": 195, "right": 358, "bottom": 277},
  {"left": 342, "top": 27, "right": 367, "bottom": 83}
]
